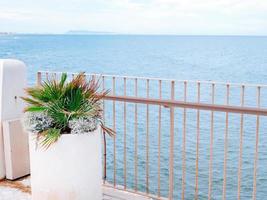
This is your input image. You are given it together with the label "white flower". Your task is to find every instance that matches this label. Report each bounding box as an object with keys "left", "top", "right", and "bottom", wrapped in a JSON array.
[
  {"left": 69, "top": 117, "right": 98, "bottom": 134},
  {"left": 22, "top": 112, "right": 54, "bottom": 133}
]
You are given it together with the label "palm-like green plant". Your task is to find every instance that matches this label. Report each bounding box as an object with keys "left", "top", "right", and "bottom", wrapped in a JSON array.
[{"left": 22, "top": 72, "right": 114, "bottom": 148}]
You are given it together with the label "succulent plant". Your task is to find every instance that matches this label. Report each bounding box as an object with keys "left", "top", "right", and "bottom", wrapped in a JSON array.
[
  {"left": 22, "top": 111, "right": 54, "bottom": 133},
  {"left": 69, "top": 116, "right": 98, "bottom": 134},
  {"left": 22, "top": 72, "right": 114, "bottom": 148}
]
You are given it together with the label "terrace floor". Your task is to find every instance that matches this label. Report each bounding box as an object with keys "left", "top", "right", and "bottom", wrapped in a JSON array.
[{"left": 0, "top": 176, "right": 153, "bottom": 200}]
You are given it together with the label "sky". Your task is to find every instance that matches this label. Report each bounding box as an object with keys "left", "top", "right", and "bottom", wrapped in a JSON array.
[{"left": 0, "top": 0, "right": 267, "bottom": 35}]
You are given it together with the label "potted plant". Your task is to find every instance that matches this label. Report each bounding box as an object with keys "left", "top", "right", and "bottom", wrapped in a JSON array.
[{"left": 22, "top": 73, "right": 114, "bottom": 200}]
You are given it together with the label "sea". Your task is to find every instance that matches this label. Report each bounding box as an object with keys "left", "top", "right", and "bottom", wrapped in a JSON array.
[{"left": 0, "top": 35, "right": 267, "bottom": 199}]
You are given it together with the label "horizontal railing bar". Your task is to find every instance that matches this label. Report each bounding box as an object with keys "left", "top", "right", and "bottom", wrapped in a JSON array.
[
  {"left": 38, "top": 71, "right": 267, "bottom": 88},
  {"left": 103, "top": 95, "right": 267, "bottom": 116}
]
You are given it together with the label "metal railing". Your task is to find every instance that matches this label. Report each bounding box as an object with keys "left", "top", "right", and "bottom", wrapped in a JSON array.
[{"left": 37, "top": 71, "right": 267, "bottom": 200}]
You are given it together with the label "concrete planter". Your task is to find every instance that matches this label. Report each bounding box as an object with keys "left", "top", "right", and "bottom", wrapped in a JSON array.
[{"left": 29, "top": 128, "right": 102, "bottom": 200}]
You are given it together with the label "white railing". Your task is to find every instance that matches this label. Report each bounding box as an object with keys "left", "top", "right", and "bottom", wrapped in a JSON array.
[{"left": 37, "top": 71, "right": 267, "bottom": 200}]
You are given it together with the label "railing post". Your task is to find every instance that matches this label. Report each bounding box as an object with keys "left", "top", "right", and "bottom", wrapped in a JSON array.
[
  {"left": 146, "top": 79, "right": 150, "bottom": 194},
  {"left": 157, "top": 80, "right": 162, "bottom": 198},
  {"left": 222, "top": 84, "right": 230, "bottom": 200},
  {"left": 182, "top": 81, "right": 187, "bottom": 200},
  {"left": 208, "top": 83, "right": 215, "bottom": 200},
  {"left": 112, "top": 77, "right": 116, "bottom": 187},
  {"left": 37, "top": 72, "right": 42, "bottom": 86},
  {"left": 102, "top": 76, "right": 107, "bottom": 184},
  {"left": 195, "top": 82, "right": 200, "bottom": 200},
  {"left": 237, "top": 85, "right": 245, "bottom": 200},
  {"left": 252, "top": 86, "right": 261, "bottom": 200},
  {"left": 134, "top": 78, "right": 138, "bottom": 191},
  {"left": 123, "top": 77, "right": 127, "bottom": 189},
  {"left": 169, "top": 81, "right": 175, "bottom": 200}
]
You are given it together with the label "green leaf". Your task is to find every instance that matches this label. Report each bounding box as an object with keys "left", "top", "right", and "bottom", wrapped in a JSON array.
[
  {"left": 39, "top": 128, "right": 61, "bottom": 149},
  {"left": 20, "top": 97, "right": 42, "bottom": 106},
  {"left": 59, "top": 73, "right": 67, "bottom": 88},
  {"left": 24, "top": 106, "right": 46, "bottom": 112}
]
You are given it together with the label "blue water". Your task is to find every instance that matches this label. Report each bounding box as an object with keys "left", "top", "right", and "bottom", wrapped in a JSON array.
[
  {"left": 1, "top": 35, "right": 267, "bottom": 199},
  {"left": 1, "top": 35, "right": 267, "bottom": 85}
]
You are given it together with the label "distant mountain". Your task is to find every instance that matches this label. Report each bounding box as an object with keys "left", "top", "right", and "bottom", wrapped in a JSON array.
[
  {"left": 66, "top": 30, "right": 115, "bottom": 35},
  {"left": 0, "top": 32, "right": 14, "bottom": 35}
]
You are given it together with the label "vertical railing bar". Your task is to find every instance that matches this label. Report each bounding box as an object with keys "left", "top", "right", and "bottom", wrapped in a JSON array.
[
  {"left": 45, "top": 72, "right": 49, "bottom": 80},
  {"left": 112, "top": 77, "right": 116, "bottom": 187},
  {"left": 102, "top": 76, "right": 106, "bottom": 184},
  {"left": 194, "top": 82, "right": 201, "bottom": 200},
  {"left": 222, "top": 84, "right": 230, "bottom": 200},
  {"left": 134, "top": 78, "right": 138, "bottom": 191},
  {"left": 37, "top": 72, "right": 42, "bottom": 86},
  {"left": 123, "top": 77, "right": 127, "bottom": 189},
  {"left": 146, "top": 79, "right": 150, "bottom": 194},
  {"left": 237, "top": 85, "right": 245, "bottom": 200},
  {"left": 57, "top": 72, "right": 61, "bottom": 80},
  {"left": 208, "top": 83, "right": 215, "bottom": 200},
  {"left": 157, "top": 80, "right": 162, "bottom": 197},
  {"left": 182, "top": 81, "right": 187, "bottom": 200},
  {"left": 169, "top": 81, "right": 175, "bottom": 200},
  {"left": 53, "top": 72, "right": 57, "bottom": 81},
  {"left": 102, "top": 124, "right": 107, "bottom": 184},
  {"left": 252, "top": 86, "right": 261, "bottom": 200}
]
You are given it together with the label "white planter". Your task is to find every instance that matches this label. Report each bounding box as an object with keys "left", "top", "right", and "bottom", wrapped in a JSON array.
[{"left": 29, "top": 127, "right": 103, "bottom": 200}]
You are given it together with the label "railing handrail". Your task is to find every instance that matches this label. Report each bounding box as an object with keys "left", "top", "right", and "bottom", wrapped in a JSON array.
[
  {"left": 38, "top": 71, "right": 267, "bottom": 88},
  {"left": 103, "top": 95, "right": 267, "bottom": 116}
]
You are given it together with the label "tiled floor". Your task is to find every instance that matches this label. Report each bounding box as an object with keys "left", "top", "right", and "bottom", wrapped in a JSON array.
[
  {"left": 0, "top": 177, "right": 31, "bottom": 200},
  {"left": 0, "top": 177, "right": 153, "bottom": 200}
]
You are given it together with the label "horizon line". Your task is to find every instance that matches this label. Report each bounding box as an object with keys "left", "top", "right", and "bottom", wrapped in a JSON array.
[{"left": 1, "top": 32, "right": 267, "bottom": 37}]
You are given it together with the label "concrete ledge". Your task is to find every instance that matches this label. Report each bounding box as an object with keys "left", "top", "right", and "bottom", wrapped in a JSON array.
[
  {"left": 103, "top": 185, "right": 152, "bottom": 200},
  {"left": 103, "top": 183, "right": 168, "bottom": 200}
]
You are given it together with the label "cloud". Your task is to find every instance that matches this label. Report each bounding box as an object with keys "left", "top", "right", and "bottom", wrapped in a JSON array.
[
  {"left": 0, "top": 10, "right": 33, "bottom": 21},
  {"left": 0, "top": 0, "right": 267, "bottom": 34}
]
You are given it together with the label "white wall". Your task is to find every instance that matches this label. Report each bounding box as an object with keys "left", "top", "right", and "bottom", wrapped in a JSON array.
[{"left": 0, "top": 59, "right": 27, "bottom": 179}]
